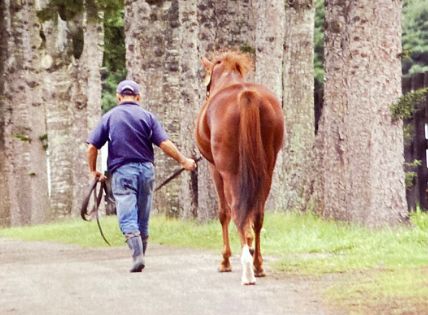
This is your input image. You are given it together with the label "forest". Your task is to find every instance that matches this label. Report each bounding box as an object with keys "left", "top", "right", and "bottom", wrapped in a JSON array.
[{"left": 1, "top": 0, "right": 428, "bottom": 228}]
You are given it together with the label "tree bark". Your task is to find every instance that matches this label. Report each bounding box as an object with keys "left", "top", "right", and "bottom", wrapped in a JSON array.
[
  {"left": 0, "top": 0, "right": 11, "bottom": 227},
  {"left": 253, "top": 0, "right": 286, "bottom": 211},
  {"left": 40, "top": 13, "right": 75, "bottom": 219},
  {"left": 280, "top": 0, "right": 315, "bottom": 210},
  {"left": 0, "top": 0, "right": 49, "bottom": 226},
  {"left": 71, "top": 4, "right": 104, "bottom": 216},
  {"left": 314, "top": 0, "right": 407, "bottom": 227},
  {"left": 178, "top": 0, "right": 199, "bottom": 219}
]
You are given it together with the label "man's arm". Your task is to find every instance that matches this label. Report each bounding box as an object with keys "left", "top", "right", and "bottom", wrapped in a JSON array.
[
  {"left": 159, "top": 140, "right": 197, "bottom": 171},
  {"left": 87, "top": 144, "right": 107, "bottom": 181}
]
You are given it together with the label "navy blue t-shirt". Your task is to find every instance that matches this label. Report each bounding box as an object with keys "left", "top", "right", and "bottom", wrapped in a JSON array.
[{"left": 87, "top": 101, "right": 168, "bottom": 174}]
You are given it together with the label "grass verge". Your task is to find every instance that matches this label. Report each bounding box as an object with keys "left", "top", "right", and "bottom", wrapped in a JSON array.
[{"left": 1, "top": 210, "right": 427, "bottom": 313}]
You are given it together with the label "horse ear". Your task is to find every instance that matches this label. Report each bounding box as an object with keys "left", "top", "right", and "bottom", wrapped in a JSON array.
[{"left": 201, "top": 57, "right": 213, "bottom": 70}]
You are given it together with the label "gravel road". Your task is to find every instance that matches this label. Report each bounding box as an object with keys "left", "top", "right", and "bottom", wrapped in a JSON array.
[{"left": 0, "top": 238, "right": 335, "bottom": 315}]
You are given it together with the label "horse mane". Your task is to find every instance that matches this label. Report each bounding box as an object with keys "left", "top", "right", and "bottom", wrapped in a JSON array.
[{"left": 211, "top": 51, "right": 253, "bottom": 77}]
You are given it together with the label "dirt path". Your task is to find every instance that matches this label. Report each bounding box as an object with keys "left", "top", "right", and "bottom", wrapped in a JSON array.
[{"left": 0, "top": 238, "right": 337, "bottom": 315}]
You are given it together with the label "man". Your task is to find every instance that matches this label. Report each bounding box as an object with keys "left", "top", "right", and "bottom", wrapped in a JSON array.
[{"left": 87, "top": 79, "right": 196, "bottom": 272}]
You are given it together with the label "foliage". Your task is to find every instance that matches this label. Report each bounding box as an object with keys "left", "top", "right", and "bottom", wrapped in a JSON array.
[
  {"left": 36, "top": 0, "right": 125, "bottom": 112},
  {"left": 402, "top": 0, "right": 428, "bottom": 76},
  {"left": 239, "top": 43, "right": 256, "bottom": 55},
  {"left": 101, "top": 0, "right": 126, "bottom": 113},
  {"left": 37, "top": 0, "right": 121, "bottom": 22},
  {"left": 404, "top": 159, "right": 422, "bottom": 189},
  {"left": 314, "top": 0, "right": 324, "bottom": 85},
  {"left": 390, "top": 87, "right": 428, "bottom": 120},
  {"left": 13, "top": 133, "right": 32, "bottom": 143},
  {"left": 38, "top": 134, "right": 48, "bottom": 150}
]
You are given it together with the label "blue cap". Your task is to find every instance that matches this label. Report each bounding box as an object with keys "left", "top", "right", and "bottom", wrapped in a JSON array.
[{"left": 116, "top": 80, "right": 141, "bottom": 96}]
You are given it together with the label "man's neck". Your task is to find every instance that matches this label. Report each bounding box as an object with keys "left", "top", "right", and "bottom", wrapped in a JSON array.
[{"left": 120, "top": 97, "right": 138, "bottom": 104}]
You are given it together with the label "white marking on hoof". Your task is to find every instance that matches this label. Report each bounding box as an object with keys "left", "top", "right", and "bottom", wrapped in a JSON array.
[{"left": 241, "top": 245, "right": 256, "bottom": 285}]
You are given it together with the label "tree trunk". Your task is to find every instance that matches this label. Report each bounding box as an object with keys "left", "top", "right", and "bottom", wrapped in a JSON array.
[
  {"left": 178, "top": 0, "right": 199, "bottom": 219},
  {"left": 71, "top": 4, "right": 104, "bottom": 216},
  {"left": 314, "top": 0, "right": 407, "bottom": 226},
  {"left": 40, "top": 10, "right": 77, "bottom": 219},
  {"left": 253, "top": 0, "right": 286, "bottom": 211},
  {"left": 0, "top": 0, "right": 49, "bottom": 226},
  {"left": 0, "top": 0, "right": 11, "bottom": 226},
  {"left": 280, "top": 0, "right": 316, "bottom": 210}
]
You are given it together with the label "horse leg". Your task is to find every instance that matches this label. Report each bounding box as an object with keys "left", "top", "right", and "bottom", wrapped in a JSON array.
[
  {"left": 238, "top": 227, "right": 256, "bottom": 285},
  {"left": 220, "top": 173, "right": 255, "bottom": 284},
  {"left": 210, "top": 165, "right": 232, "bottom": 272},
  {"left": 245, "top": 224, "right": 255, "bottom": 256},
  {"left": 253, "top": 211, "right": 266, "bottom": 277}
]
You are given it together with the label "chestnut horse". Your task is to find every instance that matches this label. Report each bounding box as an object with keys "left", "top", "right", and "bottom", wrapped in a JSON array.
[{"left": 195, "top": 51, "right": 284, "bottom": 285}]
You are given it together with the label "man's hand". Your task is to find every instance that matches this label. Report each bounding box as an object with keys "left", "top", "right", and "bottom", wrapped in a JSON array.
[
  {"left": 181, "top": 158, "right": 197, "bottom": 171},
  {"left": 90, "top": 170, "right": 107, "bottom": 182},
  {"left": 159, "top": 140, "right": 197, "bottom": 171}
]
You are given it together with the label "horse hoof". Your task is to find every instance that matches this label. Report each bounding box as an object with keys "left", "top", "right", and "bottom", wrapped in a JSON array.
[
  {"left": 218, "top": 265, "right": 232, "bottom": 273},
  {"left": 241, "top": 280, "right": 256, "bottom": 286},
  {"left": 254, "top": 270, "right": 266, "bottom": 277}
]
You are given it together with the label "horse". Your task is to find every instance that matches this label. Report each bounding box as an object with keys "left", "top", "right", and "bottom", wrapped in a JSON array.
[{"left": 195, "top": 51, "right": 284, "bottom": 285}]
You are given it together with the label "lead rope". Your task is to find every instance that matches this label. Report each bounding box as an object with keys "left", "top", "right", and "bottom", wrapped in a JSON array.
[{"left": 81, "top": 179, "right": 111, "bottom": 246}]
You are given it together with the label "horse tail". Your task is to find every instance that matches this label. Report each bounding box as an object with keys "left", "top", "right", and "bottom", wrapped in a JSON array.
[{"left": 237, "top": 89, "right": 267, "bottom": 230}]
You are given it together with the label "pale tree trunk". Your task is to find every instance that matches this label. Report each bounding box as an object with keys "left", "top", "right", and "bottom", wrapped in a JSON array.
[
  {"left": 0, "top": 0, "right": 49, "bottom": 226},
  {"left": 280, "top": 0, "right": 315, "bottom": 210},
  {"left": 196, "top": 0, "right": 220, "bottom": 220},
  {"left": 314, "top": 0, "right": 407, "bottom": 226},
  {"left": 0, "top": 0, "right": 11, "bottom": 226},
  {"left": 253, "top": 0, "right": 286, "bottom": 211},
  {"left": 160, "top": 0, "right": 183, "bottom": 217},
  {"left": 212, "top": 0, "right": 255, "bottom": 53},
  {"left": 71, "top": 4, "right": 104, "bottom": 216},
  {"left": 40, "top": 10, "right": 76, "bottom": 219},
  {"left": 178, "top": 0, "right": 200, "bottom": 219}
]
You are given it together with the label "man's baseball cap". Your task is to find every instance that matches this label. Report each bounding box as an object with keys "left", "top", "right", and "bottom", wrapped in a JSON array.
[{"left": 116, "top": 80, "right": 141, "bottom": 96}]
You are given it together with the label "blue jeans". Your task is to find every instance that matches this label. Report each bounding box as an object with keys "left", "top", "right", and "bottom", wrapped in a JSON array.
[{"left": 112, "top": 162, "right": 155, "bottom": 239}]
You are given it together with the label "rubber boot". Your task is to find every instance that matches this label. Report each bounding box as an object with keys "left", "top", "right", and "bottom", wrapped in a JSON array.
[
  {"left": 142, "top": 236, "right": 148, "bottom": 255},
  {"left": 127, "top": 236, "right": 145, "bottom": 272}
]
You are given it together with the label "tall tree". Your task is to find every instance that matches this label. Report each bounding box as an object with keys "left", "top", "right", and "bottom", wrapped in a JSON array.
[
  {"left": 281, "top": 0, "right": 316, "bottom": 210},
  {"left": 39, "top": 0, "right": 105, "bottom": 219},
  {"left": 39, "top": 5, "right": 76, "bottom": 219},
  {"left": 178, "top": 0, "right": 200, "bottom": 219},
  {"left": 0, "top": 0, "right": 11, "bottom": 226},
  {"left": 253, "top": 0, "right": 286, "bottom": 211},
  {"left": 0, "top": 0, "right": 49, "bottom": 226},
  {"left": 70, "top": 1, "right": 105, "bottom": 215},
  {"left": 314, "top": 0, "right": 407, "bottom": 226},
  {"left": 253, "top": 0, "right": 315, "bottom": 212}
]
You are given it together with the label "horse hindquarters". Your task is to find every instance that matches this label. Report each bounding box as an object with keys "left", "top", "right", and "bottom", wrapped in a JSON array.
[
  {"left": 236, "top": 90, "right": 268, "bottom": 230},
  {"left": 236, "top": 89, "right": 270, "bottom": 285}
]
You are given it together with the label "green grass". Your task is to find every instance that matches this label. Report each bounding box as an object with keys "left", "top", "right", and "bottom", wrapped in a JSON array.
[{"left": 1, "top": 211, "right": 428, "bottom": 313}]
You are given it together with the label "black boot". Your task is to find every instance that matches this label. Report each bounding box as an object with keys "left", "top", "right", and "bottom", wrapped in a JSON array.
[
  {"left": 142, "top": 235, "right": 148, "bottom": 256},
  {"left": 127, "top": 236, "right": 145, "bottom": 272}
]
